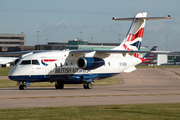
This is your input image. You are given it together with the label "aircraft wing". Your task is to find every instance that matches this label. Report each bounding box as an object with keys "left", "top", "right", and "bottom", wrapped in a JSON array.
[
  {"left": 0, "top": 50, "right": 47, "bottom": 57},
  {"left": 0, "top": 57, "right": 18, "bottom": 65},
  {"left": 0, "top": 49, "right": 171, "bottom": 59},
  {"left": 70, "top": 49, "right": 171, "bottom": 54},
  {"left": 69, "top": 49, "right": 171, "bottom": 59}
]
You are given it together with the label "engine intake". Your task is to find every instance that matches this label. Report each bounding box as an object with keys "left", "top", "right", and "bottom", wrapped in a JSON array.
[{"left": 77, "top": 57, "right": 105, "bottom": 70}]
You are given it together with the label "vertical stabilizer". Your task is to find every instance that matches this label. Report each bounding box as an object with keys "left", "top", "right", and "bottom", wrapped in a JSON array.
[
  {"left": 113, "top": 13, "right": 147, "bottom": 57},
  {"left": 143, "top": 46, "right": 157, "bottom": 59}
]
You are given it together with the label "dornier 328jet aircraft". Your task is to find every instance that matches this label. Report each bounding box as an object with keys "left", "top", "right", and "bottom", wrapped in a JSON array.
[{"left": 8, "top": 12, "right": 172, "bottom": 90}]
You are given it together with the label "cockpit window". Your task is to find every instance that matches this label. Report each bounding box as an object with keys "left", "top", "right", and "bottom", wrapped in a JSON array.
[
  {"left": 20, "top": 60, "right": 31, "bottom": 65},
  {"left": 19, "top": 60, "right": 40, "bottom": 65},
  {"left": 32, "top": 60, "right": 40, "bottom": 65}
]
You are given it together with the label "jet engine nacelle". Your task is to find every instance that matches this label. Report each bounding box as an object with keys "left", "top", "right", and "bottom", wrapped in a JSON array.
[{"left": 77, "top": 57, "right": 105, "bottom": 70}]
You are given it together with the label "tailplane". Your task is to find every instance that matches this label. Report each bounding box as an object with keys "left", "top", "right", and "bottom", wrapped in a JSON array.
[
  {"left": 112, "top": 12, "right": 172, "bottom": 57},
  {"left": 113, "top": 12, "right": 147, "bottom": 54}
]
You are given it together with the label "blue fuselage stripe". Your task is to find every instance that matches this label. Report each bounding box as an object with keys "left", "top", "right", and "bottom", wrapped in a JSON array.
[{"left": 8, "top": 73, "right": 118, "bottom": 84}]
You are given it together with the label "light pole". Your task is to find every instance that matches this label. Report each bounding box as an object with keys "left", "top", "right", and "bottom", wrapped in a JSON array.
[
  {"left": 21, "top": 32, "right": 23, "bottom": 51},
  {"left": 166, "top": 35, "right": 168, "bottom": 51},
  {"left": 91, "top": 37, "right": 93, "bottom": 43},
  {"left": 37, "top": 31, "right": 40, "bottom": 50},
  {"left": 46, "top": 39, "right": 48, "bottom": 44},
  {"left": 80, "top": 31, "right": 83, "bottom": 40},
  {"left": 119, "top": 34, "right": 121, "bottom": 43}
]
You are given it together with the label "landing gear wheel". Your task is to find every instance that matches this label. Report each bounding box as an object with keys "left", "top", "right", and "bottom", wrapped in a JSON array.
[
  {"left": 87, "top": 82, "right": 92, "bottom": 89},
  {"left": 83, "top": 83, "right": 88, "bottom": 89},
  {"left": 19, "top": 85, "right": 27, "bottom": 90},
  {"left": 55, "top": 82, "right": 64, "bottom": 89},
  {"left": 83, "top": 83, "right": 92, "bottom": 89}
]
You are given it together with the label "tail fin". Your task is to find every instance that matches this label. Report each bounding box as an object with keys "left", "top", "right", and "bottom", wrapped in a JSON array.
[
  {"left": 141, "top": 46, "right": 157, "bottom": 64},
  {"left": 113, "top": 13, "right": 147, "bottom": 57},
  {"left": 143, "top": 46, "right": 157, "bottom": 59},
  {"left": 112, "top": 12, "right": 172, "bottom": 57}
]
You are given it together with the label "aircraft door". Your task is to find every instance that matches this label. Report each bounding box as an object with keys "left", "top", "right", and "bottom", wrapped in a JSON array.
[
  {"left": 18, "top": 60, "right": 32, "bottom": 76},
  {"left": 41, "top": 59, "right": 52, "bottom": 78},
  {"left": 31, "top": 60, "right": 41, "bottom": 76}
]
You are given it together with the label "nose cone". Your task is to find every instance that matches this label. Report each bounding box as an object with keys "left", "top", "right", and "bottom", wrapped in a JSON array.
[{"left": 8, "top": 66, "right": 18, "bottom": 80}]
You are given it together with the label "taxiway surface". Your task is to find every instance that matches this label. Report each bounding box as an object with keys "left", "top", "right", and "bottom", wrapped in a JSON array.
[{"left": 0, "top": 68, "right": 180, "bottom": 108}]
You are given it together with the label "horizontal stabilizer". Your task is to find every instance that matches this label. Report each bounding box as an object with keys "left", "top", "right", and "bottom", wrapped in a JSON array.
[{"left": 112, "top": 15, "right": 172, "bottom": 21}]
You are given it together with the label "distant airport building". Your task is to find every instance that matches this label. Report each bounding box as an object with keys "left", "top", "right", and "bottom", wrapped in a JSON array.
[
  {"left": 0, "top": 34, "right": 26, "bottom": 52},
  {"left": 36, "top": 39, "right": 148, "bottom": 56},
  {"left": 155, "top": 52, "right": 180, "bottom": 66}
]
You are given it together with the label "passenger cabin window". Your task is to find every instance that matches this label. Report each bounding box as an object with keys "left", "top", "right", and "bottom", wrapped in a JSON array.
[
  {"left": 32, "top": 60, "right": 40, "bottom": 65},
  {"left": 20, "top": 60, "right": 31, "bottom": 65},
  {"left": 108, "top": 62, "right": 110, "bottom": 66}
]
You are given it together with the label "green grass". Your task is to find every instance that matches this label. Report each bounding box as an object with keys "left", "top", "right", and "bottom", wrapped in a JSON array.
[
  {"left": 136, "top": 65, "right": 180, "bottom": 68},
  {"left": 0, "top": 103, "right": 180, "bottom": 120},
  {"left": 0, "top": 67, "right": 12, "bottom": 76},
  {"left": 0, "top": 78, "right": 120, "bottom": 88}
]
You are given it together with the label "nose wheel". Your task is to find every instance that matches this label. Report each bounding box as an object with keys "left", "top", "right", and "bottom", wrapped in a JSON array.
[{"left": 19, "top": 85, "right": 27, "bottom": 90}]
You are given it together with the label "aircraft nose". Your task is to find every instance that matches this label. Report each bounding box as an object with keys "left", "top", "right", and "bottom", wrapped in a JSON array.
[{"left": 8, "top": 66, "right": 17, "bottom": 80}]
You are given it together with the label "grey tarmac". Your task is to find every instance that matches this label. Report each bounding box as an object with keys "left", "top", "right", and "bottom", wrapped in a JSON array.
[{"left": 0, "top": 68, "right": 180, "bottom": 108}]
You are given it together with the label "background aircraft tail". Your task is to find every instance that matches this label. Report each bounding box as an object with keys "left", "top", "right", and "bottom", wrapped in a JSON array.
[
  {"left": 141, "top": 46, "right": 157, "bottom": 64},
  {"left": 143, "top": 46, "right": 157, "bottom": 59}
]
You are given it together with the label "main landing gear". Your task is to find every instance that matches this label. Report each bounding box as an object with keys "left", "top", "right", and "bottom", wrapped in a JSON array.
[
  {"left": 55, "top": 81, "right": 64, "bottom": 89},
  {"left": 81, "top": 75, "right": 93, "bottom": 89},
  {"left": 83, "top": 82, "right": 92, "bottom": 89}
]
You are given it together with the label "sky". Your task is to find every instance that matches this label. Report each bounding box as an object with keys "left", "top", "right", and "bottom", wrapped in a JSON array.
[{"left": 0, "top": 0, "right": 180, "bottom": 51}]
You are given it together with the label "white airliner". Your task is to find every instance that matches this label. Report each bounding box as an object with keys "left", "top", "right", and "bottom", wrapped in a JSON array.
[
  {"left": 7, "top": 12, "right": 172, "bottom": 90},
  {"left": 0, "top": 57, "right": 18, "bottom": 66}
]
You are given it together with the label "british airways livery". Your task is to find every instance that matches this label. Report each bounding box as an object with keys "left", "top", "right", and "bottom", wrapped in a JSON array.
[
  {"left": 142, "top": 46, "right": 157, "bottom": 64},
  {"left": 8, "top": 12, "right": 172, "bottom": 90}
]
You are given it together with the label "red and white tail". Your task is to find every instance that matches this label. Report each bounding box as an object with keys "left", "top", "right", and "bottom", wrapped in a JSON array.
[
  {"left": 113, "top": 12, "right": 147, "bottom": 57},
  {"left": 142, "top": 46, "right": 157, "bottom": 64},
  {"left": 112, "top": 12, "right": 172, "bottom": 57}
]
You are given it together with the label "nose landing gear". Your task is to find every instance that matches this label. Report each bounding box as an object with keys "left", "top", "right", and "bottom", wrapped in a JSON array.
[
  {"left": 19, "top": 85, "right": 27, "bottom": 90},
  {"left": 17, "top": 81, "right": 27, "bottom": 90}
]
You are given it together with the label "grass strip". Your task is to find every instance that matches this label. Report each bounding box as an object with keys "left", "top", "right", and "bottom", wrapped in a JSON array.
[
  {"left": 136, "top": 65, "right": 180, "bottom": 68},
  {"left": 0, "top": 67, "right": 12, "bottom": 76},
  {"left": 0, "top": 103, "right": 180, "bottom": 120}
]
